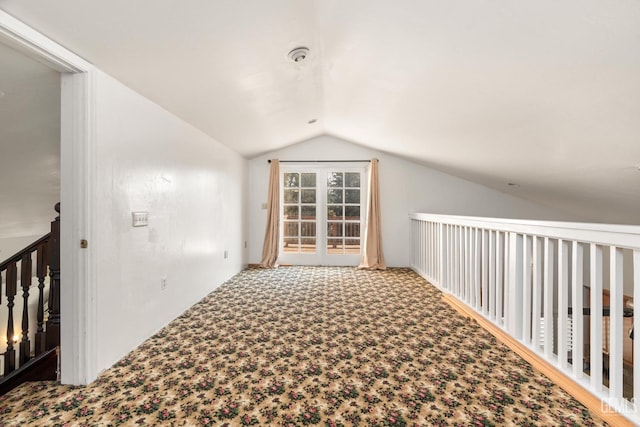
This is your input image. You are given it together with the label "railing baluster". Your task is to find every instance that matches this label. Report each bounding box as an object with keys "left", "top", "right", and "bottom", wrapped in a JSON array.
[
  {"left": 440, "top": 225, "right": 445, "bottom": 288},
  {"left": 457, "top": 226, "right": 462, "bottom": 297},
  {"left": 532, "top": 236, "right": 542, "bottom": 351},
  {"left": 571, "top": 241, "right": 584, "bottom": 378},
  {"left": 463, "top": 226, "right": 469, "bottom": 301},
  {"left": 496, "top": 232, "right": 504, "bottom": 325},
  {"left": 489, "top": 230, "right": 496, "bottom": 320},
  {"left": 418, "top": 220, "right": 422, "bottom": 274},
  {"left": 590, "top": 243, "right": 603, "bottom": 393},
  {"left": 426, "top": 222, "right": 433, "bottom": 278},
  {"left": 4, "top": 262, "right": 17, "bottom": 375},
  {"left": 609, "top": 246, "right": 624, "bottom": 400},
  {"left": 449, "top": 225, "right": 454, "bottom": 293},
  {"left": 474, "top": 228, "right": 481, "bottom": 310},
  {"left": 35, "top": 242, "right": 48, "bottom": 356},
  {"left": 507, "top": 233, "right": 523, "bottom": 337},
  {"left": 19, "top": 252, "right": 33, "bottom": 366},
  {"left": 544, "top": 237, "right": 554, "bottom": 359},
  {"left": 481, "top": 230, "right": 488, "bottom": 314},
  {"left": 633, "top": 249, "right": 640, "bottom": 409},
  {"left": 522, "top": 234, "right": 532, "bottom": 344},
  {"left": 558, "top": 239, "right": 569, "bottom": 369}
]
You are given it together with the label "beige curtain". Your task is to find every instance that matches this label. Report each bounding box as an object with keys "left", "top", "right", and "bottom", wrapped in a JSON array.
[
  {"left": 260, "top": 160, "right": 280, "bottom": 268},
  {"left": 359, "top": 158, "right": 386, "bottom": 270}
]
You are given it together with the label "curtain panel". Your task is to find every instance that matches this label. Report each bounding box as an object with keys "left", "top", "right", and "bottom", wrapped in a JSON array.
[
  {"left": 260, "top": 160, "right": 280, "bottom": 268},
  {"left": 358, "top": 158, "right": 386, "bottom": 270}
]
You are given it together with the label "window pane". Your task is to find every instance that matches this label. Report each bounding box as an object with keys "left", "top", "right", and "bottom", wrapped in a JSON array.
[
  {"left": 345, "top": 189, "right": 360, "bottom": 204},
  {"left": 284, "top": 206, "right": 299, "bottom": 219},
  {"left": 284, "top": 189, "right": 299, "bottom": 203},
  {"left": 327, "top": 172, "right": 343, "bottom": 188},
  {"left": 301, "top": 173, "right": 316, "bottom": 188},
  {"left": 327, "top": 205, "right": 343, "bottom": 220},
  {"left": 345, "top": 223, "right": 360, "bottom": 238},
  {"left": 284, "top": 222, "right": 298, "bottom": 237},
  {"left": 301, "top": 222, "right": 316, "bottom": 237},
  {"left": 327, "top": 189, "right": 343, "bottom": 204},
  {"left": 284, "top": 173, "right": 299, "bottom": 187},
  {"left": 283, "top": 238, "right": 299, "bottom": 253},
  {"left": 301, "top": 205, "right": 316, "bottom": 220},
  {"left": 345, "top": 239, "right": 360, "bottom": 254},
  {"left": 345, "top": 206, "right": 360, "bottom": 220},
  {"left": 345, "top": 173, "right": 360, "bottom": 188},
  {"left": 300, "top": 238, "right": 316, "bottom": 253},
  {"left": 327, "top": 222, "right": 343, "bottom": 237},
  {"left": 301, "top": 189, "right": 316, "bottom": 204},
  {"left": 327, "top": 238, "right": 343, "bottom": 254}
]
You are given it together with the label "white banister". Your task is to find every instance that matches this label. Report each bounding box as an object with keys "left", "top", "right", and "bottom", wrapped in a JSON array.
[
  {"left": 409, "top": 213, "right": 640, "bottom": 424},
  {"left": 522, "top": 235, "right": 532, "bottom": 345},
  {"left": 634, "top": 249, "right": 640, "bottom": 414},
  {"left": 507, "top": 232, "right": 523, "bottom": 338},
  {"left": 590, "top": 243, "right": 603, "bottom": 393},
  {"left": 473, "top": 228, "right": 481, "bottom": 311},
  {"left": 489, "top": 231, "right": 498, "bottom": 320},
  {"left": 571, "top": 241, "right": 584, "bottom": 379},
  {"left": 496, "top": 232, "right": 504, "bottom": 325},
  {"left": 532, "top": 236, "right": 542, "bottom": 352},
  {"left": 609, "top": 246, "right": 624, "bottom": 400},
  {"left": 543, "top": 237, "right": 554, "bottom": 359},
  {"left": 558, "top": 239, "right": 569, "bottom": 369}
]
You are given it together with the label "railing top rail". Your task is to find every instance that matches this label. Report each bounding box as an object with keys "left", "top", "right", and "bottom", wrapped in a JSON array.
[
  {"left": 0, "top": 233, "right": 51, "bottom": 271},
  {"left": 409, "top": 212, "right": 640, "bottom": 249}
]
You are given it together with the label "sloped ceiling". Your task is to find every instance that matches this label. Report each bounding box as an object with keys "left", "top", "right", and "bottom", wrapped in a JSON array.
[{"left": 1, "top": 0, "right": 639, "bottom": 224}]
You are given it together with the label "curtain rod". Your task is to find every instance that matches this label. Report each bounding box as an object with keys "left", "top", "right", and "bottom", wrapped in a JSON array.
[{"left": 268, "top": 159, "right": 371, "bottom": 163}]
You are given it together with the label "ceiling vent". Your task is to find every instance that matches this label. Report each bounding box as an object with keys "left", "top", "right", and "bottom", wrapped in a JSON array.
[{"left": 288, "top": 47, "right": 310, "bottom": 63}]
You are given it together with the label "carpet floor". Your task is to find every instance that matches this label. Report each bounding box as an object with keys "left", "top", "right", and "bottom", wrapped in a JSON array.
[{"left": 0, "top": 267, "right": 606, "bottom": 426}]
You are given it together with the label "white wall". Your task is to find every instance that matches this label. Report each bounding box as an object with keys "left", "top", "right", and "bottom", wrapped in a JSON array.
[
  {"left": 94, "top": 71, "right": 247, "bottom": 373},
  {"left": 0, "top": 234, "right": 47, "bottom": 261},
  {"left": 248, "top": 135, "right": 575, "bottom": 267}
]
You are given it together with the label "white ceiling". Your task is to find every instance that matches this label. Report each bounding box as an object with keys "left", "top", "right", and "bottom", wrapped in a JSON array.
[{"left": 1, "top": 0, "right": 640, "bottom": 224}]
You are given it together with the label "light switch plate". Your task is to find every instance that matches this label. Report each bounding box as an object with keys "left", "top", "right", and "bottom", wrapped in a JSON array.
[{"left": 132, "top": 211, "right": 149, "bottom": 227}]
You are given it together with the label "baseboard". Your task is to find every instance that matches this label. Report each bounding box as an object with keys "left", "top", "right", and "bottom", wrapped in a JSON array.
[
  {"left": 442, "top": 294, "right": 634, "bottom": 427},
  {"left": 0, "top": 347, "right": 58, "bottom": 396}
]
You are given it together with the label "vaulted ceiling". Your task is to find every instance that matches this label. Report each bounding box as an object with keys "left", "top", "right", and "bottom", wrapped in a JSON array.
[{"left": 1, "top": 0, "right": 640, "bottom": 224}]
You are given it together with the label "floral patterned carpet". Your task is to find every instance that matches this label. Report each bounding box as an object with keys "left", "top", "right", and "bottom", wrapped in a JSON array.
[{"left": 0, "top": 267, "right": 606, "bottom": 426}]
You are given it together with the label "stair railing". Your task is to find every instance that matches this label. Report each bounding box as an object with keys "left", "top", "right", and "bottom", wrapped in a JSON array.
[{"left": 0, "top": 203, "right": 60, "bottom": 377}]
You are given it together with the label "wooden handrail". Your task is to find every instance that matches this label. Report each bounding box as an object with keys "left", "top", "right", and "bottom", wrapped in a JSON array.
[
  {"left": 1, "top": 202, "right": 60, "bottom": 383},
  {"left": 0, "top": 233, "right": 50, "bottom": 272}
]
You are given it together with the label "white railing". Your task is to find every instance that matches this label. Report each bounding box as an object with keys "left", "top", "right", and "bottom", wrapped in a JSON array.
[{"left": 410, "top": 213, "right": 640, "bottom": 423}]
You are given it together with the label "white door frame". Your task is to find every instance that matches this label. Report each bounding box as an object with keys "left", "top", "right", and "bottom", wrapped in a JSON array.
[
  {"left": 0, "top": 11, "right": 97, "bottom": 385},
  {"left": 279, "top": 164, "right": 366, "bottom": 266}
]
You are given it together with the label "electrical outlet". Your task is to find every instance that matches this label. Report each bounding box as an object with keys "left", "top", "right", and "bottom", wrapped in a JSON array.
[
  {"left": 224, "top": 250, "right": 229, "bottom": 259},
  {"left": 244, "top": 241, "right": 247, "bottom": 249},
  {"left": 160, "top": 277, "right": 167, "bottom": 290}
]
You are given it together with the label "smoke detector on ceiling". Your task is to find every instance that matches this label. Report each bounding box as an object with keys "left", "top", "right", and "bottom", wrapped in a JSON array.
[{"left": 288, "top": 47, "right": 310, "bottom": 63}]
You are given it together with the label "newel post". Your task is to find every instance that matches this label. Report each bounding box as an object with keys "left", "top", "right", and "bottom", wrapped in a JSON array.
[{"left": 46, "top": 203, "right": 61, "bottom": 350}]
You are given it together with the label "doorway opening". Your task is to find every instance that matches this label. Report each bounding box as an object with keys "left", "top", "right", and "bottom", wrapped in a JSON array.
[{"left": 278, "top": 165, "right": 366, "bottom": 266}]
